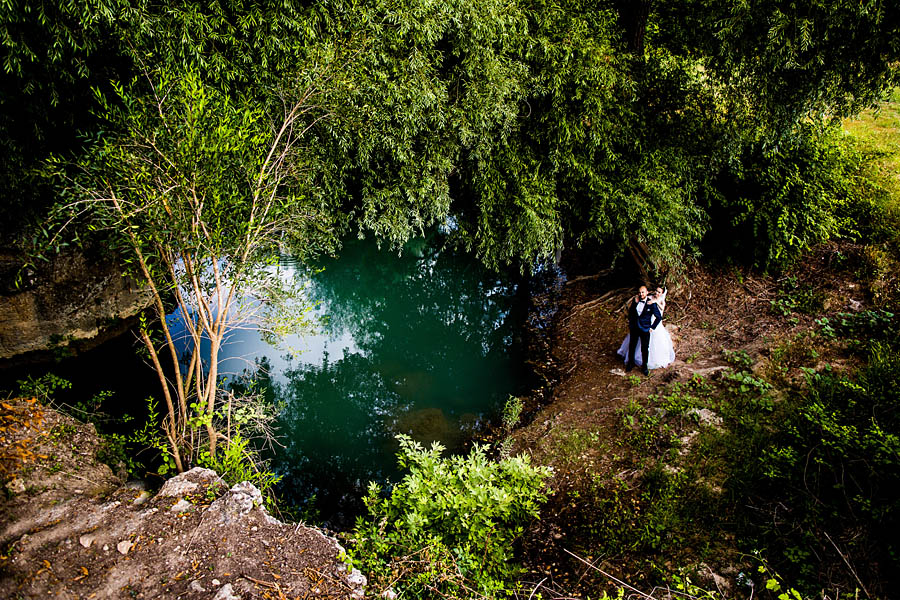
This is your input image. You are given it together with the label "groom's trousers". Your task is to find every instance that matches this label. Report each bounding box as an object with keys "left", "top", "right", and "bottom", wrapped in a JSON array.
[{"left": 627, "top": 327, "right": 651, "bottom": 369}]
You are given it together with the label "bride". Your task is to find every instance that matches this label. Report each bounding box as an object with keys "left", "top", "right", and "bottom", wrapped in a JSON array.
[{"left": 617, "top": 286, "right": 676, "bottom": 370}]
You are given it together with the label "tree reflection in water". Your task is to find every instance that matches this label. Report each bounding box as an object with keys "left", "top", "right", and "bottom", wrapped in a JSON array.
[{"left": 249, "top": 233, "right": 527, "bottom": 527}]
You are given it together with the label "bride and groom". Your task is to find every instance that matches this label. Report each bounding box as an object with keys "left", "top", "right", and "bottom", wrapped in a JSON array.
[{"left": 617, "top": 285, "right": 675, "bottom": 375}]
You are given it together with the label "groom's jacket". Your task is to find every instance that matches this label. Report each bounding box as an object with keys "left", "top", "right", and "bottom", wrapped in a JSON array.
[{"left": 628, "top": 299, "right": 662, "bottom": 333}]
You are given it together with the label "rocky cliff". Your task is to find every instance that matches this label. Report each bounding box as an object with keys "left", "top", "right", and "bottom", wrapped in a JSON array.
[
  {"left": 0, "top": 248, "right": 153, "bottom": 362},
  {"left": 0, "top": 397, "right": 366, "bottom": 599}
]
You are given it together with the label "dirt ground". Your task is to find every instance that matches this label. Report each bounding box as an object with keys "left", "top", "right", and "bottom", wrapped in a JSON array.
[{"left": 509, "top": 242, "right": 873, "bottom": 597}]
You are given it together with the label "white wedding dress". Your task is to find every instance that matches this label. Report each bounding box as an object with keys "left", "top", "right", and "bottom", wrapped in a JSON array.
[{"left": 617, "top": 292, "right": 676, "bottom": 370}]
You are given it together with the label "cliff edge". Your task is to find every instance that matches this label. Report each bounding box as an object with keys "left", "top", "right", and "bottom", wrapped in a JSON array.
[{"left": 0, "top": 397, "right": 366, "bottom": 599}]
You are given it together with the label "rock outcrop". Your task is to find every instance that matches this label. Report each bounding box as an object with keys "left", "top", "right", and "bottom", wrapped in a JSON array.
[
  {"left": 0, "top": 398, "right": 366, "bottom": 599},
  {"left": 0, "top": 247, "right": 153, "bottom": 362}
]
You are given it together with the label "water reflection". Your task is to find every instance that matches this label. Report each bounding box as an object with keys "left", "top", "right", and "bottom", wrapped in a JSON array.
[{"left": 219, "top": 233, "right": 526, "bottom": 525}]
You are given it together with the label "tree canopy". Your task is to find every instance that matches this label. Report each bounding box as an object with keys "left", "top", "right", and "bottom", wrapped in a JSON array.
[{"left": 3, "top": 0, "right": 899, "bottom": 270}]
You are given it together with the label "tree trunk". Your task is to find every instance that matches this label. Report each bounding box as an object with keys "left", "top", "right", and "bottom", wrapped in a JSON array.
[
  {"left": 616, "top": 0, "right": 652, "bottom": 54},
  {"left": 206, "top": 337, "right": 220, "bottom": 459}
]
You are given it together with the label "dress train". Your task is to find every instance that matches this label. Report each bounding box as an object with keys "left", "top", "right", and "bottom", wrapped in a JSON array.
[{"left": 617, "top": 323, "right": 675, "bottom": 370}]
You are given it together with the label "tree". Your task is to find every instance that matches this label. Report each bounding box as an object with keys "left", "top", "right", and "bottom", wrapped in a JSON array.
[
  {"left": 49, "top": 68, "right": 341, "bottom": 469},
  {"left": 12, "top": 0, "right": 900, "bottom": 277}
]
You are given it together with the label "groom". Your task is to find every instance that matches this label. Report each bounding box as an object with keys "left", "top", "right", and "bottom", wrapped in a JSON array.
[{"left": 626, "top": 285, "right": 662, "bottom": 376}]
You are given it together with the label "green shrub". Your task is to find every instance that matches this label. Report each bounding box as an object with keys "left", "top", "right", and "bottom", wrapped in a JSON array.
[
  {"left": 723, "top": 370, "right": 774, "bottom": 412},
  {"left": 747, "top": 342, "right": 900, "bottom": 591},
  {"left": 349, "top": 434, "right": 551, "bottom": 599},
  {"left": 722, "top": 348, "right": 754, "bottom": 370},
  {"left": 766, "top": 332, "right": 821, "bottom": 383},
  {"left": 769, "top": 277, "right": 823, "bottom": 317},
  {"left": 819, "top": 309, "right": 897, "bottom": 349},
  {"left": 501, "top": 395, "right": 524, "bottom": 432},
  {"left": 707, "top": 124, "right": 890, "bottom": 270},
  {"left": 618, "top": 400, "right": 674, "bottom": 454},
  {"left": 197, "top": 434, "right": 282, "bottom": 510}
]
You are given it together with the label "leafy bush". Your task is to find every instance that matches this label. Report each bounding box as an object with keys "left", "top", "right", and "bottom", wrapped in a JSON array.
[
  {"left": 818, "top": 309, "right": 897, "bottom": 348},
  {"left": 349, "top": 434, "right": 551, "bottom": 599},
  {"left": 198, "top": 434, "right": 282, "bottom": 510},
  {"left": 618, "top": 400, "right": 674, "bottom": 453},
  {"left": 706, "top": 124, "right": 888, "bottom": 270},
  {"left": 723, "top": 370, "right": 774, "bottom": 412},
  {"left": 192, "top": 388, "right": 284, "bottom": 509},
  {"left": 765, "top": 332, "right": 821, "bottom": 383},
  {"left": 769, "top": 277, "right": 823, "bottom": 316},
  {"left": 754, "top": 342, "right": 900, "bottom": 589},
  {"left": 722, "top": 348, "right": 754, "bottom": 370},
  {"left": 501, "top": 395, "right": 524, "bottom": 432}
]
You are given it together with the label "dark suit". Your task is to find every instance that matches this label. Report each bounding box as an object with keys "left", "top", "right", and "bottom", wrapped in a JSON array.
[{"left": 627, "top": 298, "right": 662, "bottom": 372}]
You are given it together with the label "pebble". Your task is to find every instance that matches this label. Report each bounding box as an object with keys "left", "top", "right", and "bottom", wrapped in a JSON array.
[
  {"left": 6, "top": 478, "right": 25, "bottom": 494},
  {"left": 116, "top": 540, "right": 133, "bottom": 555},
  {"left": 212, "top": 583, "right": 241, "bottom": 600},
  {"left": 78, "top": 535, "right": 95, "bottom": 548},
  {"left": 169, "top": 499, "right": 193, "bottom": 513}
]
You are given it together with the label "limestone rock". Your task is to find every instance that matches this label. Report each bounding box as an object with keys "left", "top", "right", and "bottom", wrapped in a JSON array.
[
  {"left": 0, "top": 248, "right": 153, "bottom": 361},
  {"left": 213, "top": 583, "right": 242, "bottom": 600},
  {"left": 157, "top": 467, "right": 223, "bottom": 498},
  {"left": 687, "top": 408, "right": 723, "bottom": 427},
  {"left": 0, "top": 401, "right": 366, "bottom": 600},
  {"left": 169, "top": 498, "right": 193, "bottom": 513},
  {"left": 208, "top": 481, "right": 264, "bottom": 524}
]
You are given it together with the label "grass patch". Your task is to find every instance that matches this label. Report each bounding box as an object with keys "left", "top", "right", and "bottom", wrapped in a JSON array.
[{"left": 843, "top": 88, "right": 900, "bottom": 201}]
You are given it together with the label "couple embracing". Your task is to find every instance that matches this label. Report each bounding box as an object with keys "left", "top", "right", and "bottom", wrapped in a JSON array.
[{"left": 616, "top": 285, "right": 676, "bottom": 375}]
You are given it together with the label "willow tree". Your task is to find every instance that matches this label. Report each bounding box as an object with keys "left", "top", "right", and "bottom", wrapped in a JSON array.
[{"left": 48, "top": 68, "right": 343, "bottom": 471}]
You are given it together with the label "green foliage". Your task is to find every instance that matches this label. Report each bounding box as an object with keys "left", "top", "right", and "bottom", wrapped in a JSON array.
[
  {"left": 98, "top": 397, "right": 169, "bottom": 478},
  {"left": 618, "top": 400, "right": 673, "bottom": 454},
  {"left": 769, "top": 277, "right": 823, "bottom": 316},
  {"left": 657, "top": 384, "right": 707, "bottom": 419},
  {"left": 11, "top": 373, "right": 166, "bottom": 478},
  {"left": 721, "top": 349, "right": 754, "bottom": 370},
  {"left": 857, "top": 245, "right": 900, "bottom": 302},
  {"left": 753, "top": 342, "right": 900, "bottom": 588},
  {"left": 576, "top": 466, "right": 701, "bottom": 558},
  {"left": 819, "top": 309, "right": 898, "bottom": 349},
  {"left": 705, "top": 313, "right": 900, "bottom": 594},
  {"left": 708, "top": 0, "right": 900, "bottom": 127},
  {"left": 502, "top": 395, "right": 524, "bottom": 432},
  {"left": 708, "top": 124, "right": 879, "bottom": 270},
  {"left": 766, "top": 332, "right": 821, "bottom": 383},
  {"left": 350, "top": 434, "right": 551, "bottom": 598},
  {"left": 722, "top": 371, "right": 774, "bottom": 412},
  {"left": 197, "top": 435, "right": 282, "bottom": 511},
  {"left": 15, "top": 373, "right": 72, "bottom": 404},
  {"left": 549, "top": 428, "right": 601, "bottom": 470},
  {"left": 7, "top": 0, "right": 900, "bottom": 273}
]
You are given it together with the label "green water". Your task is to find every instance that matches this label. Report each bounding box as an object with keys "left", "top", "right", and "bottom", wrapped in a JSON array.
[{"left": 216, "top": 232, "right": 529, "bottom": 525}]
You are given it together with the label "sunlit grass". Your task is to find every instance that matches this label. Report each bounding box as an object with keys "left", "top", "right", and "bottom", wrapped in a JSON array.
[{"left": 843, "top": 88, "right": 900, "bottom": 201}]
